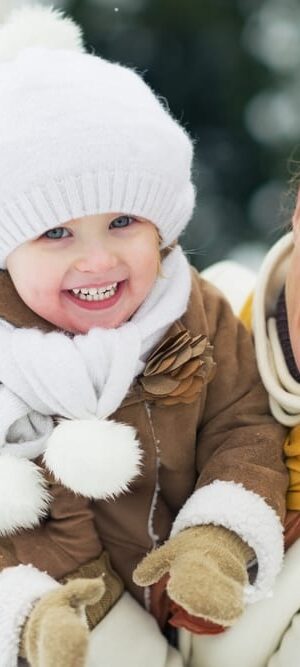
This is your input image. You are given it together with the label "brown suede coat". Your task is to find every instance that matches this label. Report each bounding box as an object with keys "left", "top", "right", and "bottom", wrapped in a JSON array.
[{"left": 0, "top": 268, "right": 289, "bottom": 606}]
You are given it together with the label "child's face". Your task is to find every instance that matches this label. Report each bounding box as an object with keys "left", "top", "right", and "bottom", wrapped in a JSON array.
[{"left": 6, "top": 213, "right": 160, "bottom": 333}]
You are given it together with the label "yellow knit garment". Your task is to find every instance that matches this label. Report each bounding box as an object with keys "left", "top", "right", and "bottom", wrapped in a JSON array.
[
  {"left": 283, "top": 428, "right": 300, "bottom": 510},
  {"left": 239, "top": 292, "right": 300, "bottom": 510},
  {"left": 239, "top": 293, "right": 253, "bottom": 333}
]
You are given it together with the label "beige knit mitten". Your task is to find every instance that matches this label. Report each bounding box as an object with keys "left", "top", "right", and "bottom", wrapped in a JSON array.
[
  {"left": 60, "top": 551, "right": 124, "bottom": 629},
  {"left": 21, "top": 577, "right": 105, "bottom": 667},
  {"left": 133, "top": 524, "right": 254, "bottom": 626}
]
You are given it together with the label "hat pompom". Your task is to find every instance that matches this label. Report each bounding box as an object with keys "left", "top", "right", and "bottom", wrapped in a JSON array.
[
  {"left": 0, "top": 455, "right": 50, "bottom": 535},
  {"left": 0, "top": 5, "right": 85, "bottom": 62},
  {"left": 43, "top": 418, "right": 142, "bottom": 499}
]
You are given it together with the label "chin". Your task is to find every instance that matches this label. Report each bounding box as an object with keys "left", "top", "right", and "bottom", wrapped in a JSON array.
[{"left": 68, "top": 318, "right": 120, "bottom": 334}]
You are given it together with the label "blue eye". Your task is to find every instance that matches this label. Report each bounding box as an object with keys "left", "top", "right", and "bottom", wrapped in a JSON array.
[
  {"left": 109, "top": 216, "right": 135, "bottom": 229},
  {"left": 44, "top": 227, "right": 70, "bottom": 239}
]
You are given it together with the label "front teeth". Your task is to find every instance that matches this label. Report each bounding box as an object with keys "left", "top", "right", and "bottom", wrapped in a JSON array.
[{"left": 71, "top": 283, "right": 118, "bottom": 301}]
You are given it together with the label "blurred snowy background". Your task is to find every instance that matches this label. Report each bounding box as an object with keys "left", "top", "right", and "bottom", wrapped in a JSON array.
[{"left": 2, "top": 0, "right": 300, "bottom": 271}]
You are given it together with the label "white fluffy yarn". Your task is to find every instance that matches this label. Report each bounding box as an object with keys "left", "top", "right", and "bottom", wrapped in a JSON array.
[
  {"left": 0, "top": 420, "right": 142, "bottom": 535},
  {"left": 0, "top": 6, "right": 194, "bottom": 265},
  {"left": 0, "top": 5, "right": 84, "bottom": 61},
  {"left": 44, "top": 418, "right": 142, "bottom": 499},
  {"left": 0, "top": 247, "right": 191, "bottom": 533},
  {"left": 0, "top": 455, "right": 50, "bottom": 535}
]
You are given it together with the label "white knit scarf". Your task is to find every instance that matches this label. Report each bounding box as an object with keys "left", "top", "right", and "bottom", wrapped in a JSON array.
[
  {"left": 253, "top": 231, "right": 300, "bottom": 426},
  {"left": 0, "top": 245, "right": 191, "bottom": 459}
]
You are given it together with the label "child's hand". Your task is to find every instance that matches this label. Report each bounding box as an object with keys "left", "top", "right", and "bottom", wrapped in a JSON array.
[
  {"left": 133, "top": 524, "right": 254, "bottom": 626},
  {"left": 22, "top": 577, "right": 105, "bottom": 667}
]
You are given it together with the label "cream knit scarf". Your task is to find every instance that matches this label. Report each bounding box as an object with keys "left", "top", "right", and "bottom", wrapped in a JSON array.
[
  {"left": 0, "top": 245, "right": 191, "bottom": 533},
  {"left": 253, "top": 231, "right": 300, "bottom": 427}
]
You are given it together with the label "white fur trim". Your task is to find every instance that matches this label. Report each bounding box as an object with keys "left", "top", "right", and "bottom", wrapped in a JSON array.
[
  {"left": 0, "top": 455, "right": 50, "bottom": 535},
  {"left": 0, "top": 5, "right": 84, "bottom": 62},
  {"left": 0, "top": 564, "right": 59, "bottom": 667},
  {"left": 44, "top": 418, "right": 142, "bottom": 499},
  {"left": 252, "top": 232, "right": 300, "bottom": 426},
  {"left": 144, "top": 403, "right": 160, "bottom": 547},
  {"left": 171, "top": 480, "right": 284, "bottom": 604}
]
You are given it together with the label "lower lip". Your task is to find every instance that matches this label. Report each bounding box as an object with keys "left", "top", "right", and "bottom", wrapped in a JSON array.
[{"left": 63, "top": 281, "right": 125, "bottom": 310}]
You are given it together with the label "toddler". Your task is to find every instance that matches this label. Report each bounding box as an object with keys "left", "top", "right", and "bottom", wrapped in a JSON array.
[{"left": 0, "top": 6, "right": 288, "bottom": 667}]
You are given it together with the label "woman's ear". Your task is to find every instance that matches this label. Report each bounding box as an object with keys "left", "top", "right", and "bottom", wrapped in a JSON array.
[{"left": 292, "top": 189, "right": 300, "bottom": 240}]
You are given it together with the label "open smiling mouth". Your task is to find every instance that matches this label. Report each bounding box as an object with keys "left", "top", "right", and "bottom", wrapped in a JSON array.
[{"left": 64, "top": 281, "right": 125, "bottom": 309}]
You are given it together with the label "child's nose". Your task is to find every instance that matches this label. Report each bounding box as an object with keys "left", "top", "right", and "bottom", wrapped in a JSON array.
[{"left": 74, "top": 243, "right": 118, "bottom": 273}]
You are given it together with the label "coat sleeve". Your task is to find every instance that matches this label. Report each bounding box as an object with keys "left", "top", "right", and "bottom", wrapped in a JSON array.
[
  {"left": 0, "top": 469, "right": 124, "bottom": 661},
  {"left": 171, "top": 278, "right": 289, "bottom": 603},
  {"left": 0, "top": 468, "right": 103, "bottom": 666},
  {"left": 1, "top": 465, "right": 102, "bottom": 579},
  {"left": 195, "top": 281, "right": 288, "bottom": 519}
]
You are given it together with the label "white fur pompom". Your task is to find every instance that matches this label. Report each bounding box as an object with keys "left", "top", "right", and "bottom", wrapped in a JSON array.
[
  {"left": 0, "top": 455, "right": 50, "bottom": 535},
  {"left": 0, "top": 5, "right": 85, "bottom": 62},
  {"left": 43, "top": 418, "right": 142, "bottom": 499}
]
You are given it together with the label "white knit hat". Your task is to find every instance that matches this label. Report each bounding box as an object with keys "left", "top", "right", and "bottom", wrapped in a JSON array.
[{"left": 0, "top": 5, "right": 195, "bottom": 268}]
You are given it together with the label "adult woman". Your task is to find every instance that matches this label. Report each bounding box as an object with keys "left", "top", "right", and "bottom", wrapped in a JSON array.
[{"left": 185, "top": 198, "right": 300, "bottom": 667}]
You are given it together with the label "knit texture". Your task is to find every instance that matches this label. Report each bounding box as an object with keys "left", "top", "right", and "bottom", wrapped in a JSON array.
[
  {"left": 60, "top": 551, "right": 124, "bottom": 630},
  {"left": 0, "top": 246, "right": 190, "bottom": 459},
  {"left": 275, "top": 289, "right": 300, "bottom": 382},
  {"left": 252, "top": 232, "right": 300, "bottom": 427},
  {"left": 0, "top": 247, "right": 191, "bottom": 531},
  {"left": 0, "top": 7, "right": 195, "bottom": 266}
]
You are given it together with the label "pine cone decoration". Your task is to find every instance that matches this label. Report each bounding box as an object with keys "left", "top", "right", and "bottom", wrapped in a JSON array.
[{"left": 140, "top": 330, "right": 216, "bottom": 405}]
